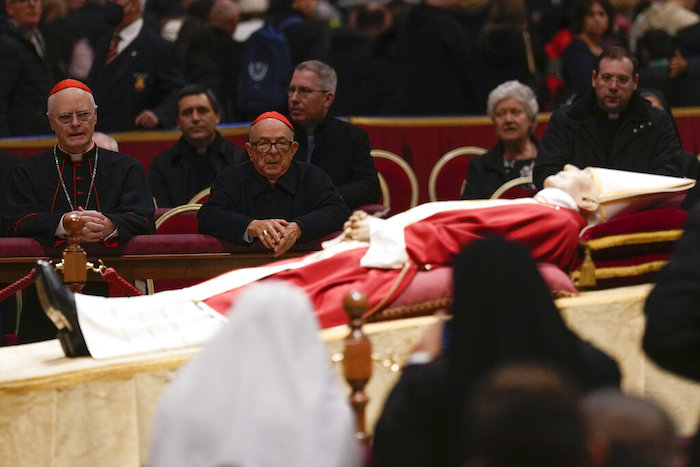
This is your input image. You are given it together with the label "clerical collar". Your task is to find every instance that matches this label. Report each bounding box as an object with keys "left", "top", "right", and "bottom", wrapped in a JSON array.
[
  {"left": 56, "top": 143, "right": 96, "bottom": 162},
  {"left": 594, "top": 101, "right": 623, "bottom": 120},
  {"left": 184, "top": 133, "right": 218, "bottom": 156},
  {"left": 535, "top": 188, "right": 578, "bottom": 212}
]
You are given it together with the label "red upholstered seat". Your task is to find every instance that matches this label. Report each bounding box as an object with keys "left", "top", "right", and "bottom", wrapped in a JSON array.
[
  {"left": 371, "top": 149, "right": 419, "bottom": 215},
  {"left": 155, "top": 204, "right": 202, "bottom": 234},
  {"left": 428, "top": 146, "right": 487, "bottom": 201}
]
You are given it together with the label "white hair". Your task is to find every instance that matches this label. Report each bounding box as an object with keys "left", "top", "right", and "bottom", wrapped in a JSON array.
[
  {"left": 486, "top": 80, "right": 538, "bottom": 123},
  {"left": 294, "top": 60, "right": 338, "bottom": 94}
]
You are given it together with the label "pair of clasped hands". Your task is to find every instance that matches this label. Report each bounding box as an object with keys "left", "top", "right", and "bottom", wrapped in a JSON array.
[
  {"left": 65, "top": 207, "right": 116, "bottom": 242},
  {"left": 248, "top": 219, "right": 301, "bottom": 257}
]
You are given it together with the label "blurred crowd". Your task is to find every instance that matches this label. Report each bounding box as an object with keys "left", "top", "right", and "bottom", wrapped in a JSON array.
[{"left": 2, "top": 0, "right": 700, "bottom": 137}]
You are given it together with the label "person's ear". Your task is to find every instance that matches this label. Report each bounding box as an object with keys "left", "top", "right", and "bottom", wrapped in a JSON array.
[
  {"left": 245, "top": 142, "right": 254, "bottom": 160},
  {"left": 577, "top": 194, "right": 599, "bottom": 213},
  {"left": 323, "top": 91, "right": 335, "bottom": 108},
  {"left": 289, "top": 140, "right": 299, "bottom": 157},
  {"left": 592, "top": 70, "right": 597, "bottom": 88}
]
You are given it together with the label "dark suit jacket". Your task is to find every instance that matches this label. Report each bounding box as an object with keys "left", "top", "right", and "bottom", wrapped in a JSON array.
[
  {"left": 88, "top": 22, "right": 185, "bottom": 132},
  {"left": 293, "top": 117, "right": 380, "bottom": 211},
  {"left": 0, "top": 19, "right": 61, "bottom": 137}
]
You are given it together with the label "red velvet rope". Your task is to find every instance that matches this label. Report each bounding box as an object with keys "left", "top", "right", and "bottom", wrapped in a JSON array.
[
  {"left": 0, "top": 268, "right": 36, "bottom": 302},
  {"left": 101, "top": 267, "right": 143, "bottom": 296}
]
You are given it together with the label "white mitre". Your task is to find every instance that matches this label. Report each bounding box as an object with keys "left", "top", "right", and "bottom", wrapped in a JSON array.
[{"left": 586, "top": 167, "right": 696, "bottom": 222}]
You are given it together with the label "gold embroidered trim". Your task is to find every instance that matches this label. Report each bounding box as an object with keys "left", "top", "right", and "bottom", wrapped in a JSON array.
[
  {"left": 368, "top": 297, "right": 452, "bottom": 322},
  {"left": 571, "top": 260, "right": 669, "bottom": 281},
  {"left": 585, "top": 230, "right": 683, "bottom": 250}
]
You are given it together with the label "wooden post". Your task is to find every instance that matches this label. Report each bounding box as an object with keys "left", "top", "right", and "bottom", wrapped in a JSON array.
[
  {"left": 62, "top": 213, "right": 87, "bottom": 292},
  {"left": 343, "top": 290, "right": 372, "bottom": 444}
]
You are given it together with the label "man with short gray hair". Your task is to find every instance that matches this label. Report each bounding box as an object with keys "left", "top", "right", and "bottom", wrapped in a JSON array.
[{"left": 288, "top": 60, "right": 380, "bottom": 211}]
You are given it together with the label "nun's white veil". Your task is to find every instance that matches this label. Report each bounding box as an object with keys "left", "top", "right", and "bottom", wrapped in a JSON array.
[{"left": 149, "top": 281, "right": 361, "bottom": 467}]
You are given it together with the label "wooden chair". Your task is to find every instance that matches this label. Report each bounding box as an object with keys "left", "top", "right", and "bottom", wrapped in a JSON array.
[
  {"left": 428, "top": 146, "right": 487, "bottom": 202},
  {"left": 371, "top": 149, "right": 419, "bottom": 215},
  {"left": 188, "top": 187, "right": 211, "bottom": 205},
  {"left": 490, "top": 176, "right": 537, "bottom": 199}
]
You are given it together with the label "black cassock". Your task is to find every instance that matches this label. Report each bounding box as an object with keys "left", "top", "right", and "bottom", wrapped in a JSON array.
[
  {"left": 3, "top": 145, "right": 155, "bottom": 344},
  {"left": 4, "top": 145, "right": 155, "bottom": 243}
]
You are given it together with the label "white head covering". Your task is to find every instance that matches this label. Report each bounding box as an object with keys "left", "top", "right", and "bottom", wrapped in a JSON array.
[
  {"left": 149, "top": 281, "right": 361, "bottom": 467},
  {"left": 587, "top": 168, "right": 696, "bottom": 222}
]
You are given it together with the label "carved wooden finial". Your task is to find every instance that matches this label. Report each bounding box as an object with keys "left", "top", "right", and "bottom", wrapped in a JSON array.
[
  {"left": 343, "top": 290, "right": 372, "bottom": 444},
  {"left": 62, "top": 213, "right": 87, "bottom": 292}
]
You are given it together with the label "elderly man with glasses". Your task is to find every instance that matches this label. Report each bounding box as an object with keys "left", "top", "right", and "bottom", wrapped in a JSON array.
[
  {"left": 534, "top": 46, "right": 686, "bottom": 188},
  {"left": 287, "top": 60, "right": 380, "bottom": 211},
  {"left": 3, "top": 79, "right": 155, "bottom": 345},
  {"left": 4, "top": 79, "right": 155, "bottom": 244},
  {"left": 197, "top": 111, "right": 349, "bottom": 256}
]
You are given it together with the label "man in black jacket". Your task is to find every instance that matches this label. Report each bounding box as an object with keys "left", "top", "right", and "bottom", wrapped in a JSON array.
[
  {"left": 148, "top": 85, "right": 247, "bottom": 208},
  {"left": 0, "top": 0, "right": 62, "bottom": 136},
  {"left": 534, "top": 46, "right": 685, "bottom": 188},
  {"left": 287, "top": 60, "right": 381, "bottom": 211}
]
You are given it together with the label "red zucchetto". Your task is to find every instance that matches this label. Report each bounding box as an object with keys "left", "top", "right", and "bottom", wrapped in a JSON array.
[
  {"left": 48, "top": 79, "right": 93, "bottom": 98},
  {"left": 250, "top": 111, "right": 294, "bottom": 131}
]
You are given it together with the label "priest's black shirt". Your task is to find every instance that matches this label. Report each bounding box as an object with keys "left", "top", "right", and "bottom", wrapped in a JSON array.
[{"left": 148, "top": 132, "right": 247, "bottom": 208}]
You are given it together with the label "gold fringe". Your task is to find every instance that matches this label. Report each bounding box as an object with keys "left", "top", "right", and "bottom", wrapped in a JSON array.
[
  {"left": 585, "top": 230, "right": 683, "bottom": 250},
  {"left": 571, "top": 260, "right": 669, "bottom": 282},
  {"left": 0, "top": 352, "right": 195, "bottom": 396}
]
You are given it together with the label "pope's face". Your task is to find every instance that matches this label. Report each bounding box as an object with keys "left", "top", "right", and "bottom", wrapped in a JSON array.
[
  {"left": 246, "top": 118, "right": 298, "bottom": 181},
  {"left": 543, "top": 164, "right": 594, "bottom": 196},
  {"left": 47, "top": 88, "right": 97, "bottom": 154}
]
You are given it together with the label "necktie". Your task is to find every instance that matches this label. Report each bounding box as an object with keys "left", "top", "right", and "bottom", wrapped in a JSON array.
[
  {"left": 28, "top": 30, "right": 45, "bottom": 58},
  {"left": 105, "top": 32, "right": 121, "bottom": 64}
]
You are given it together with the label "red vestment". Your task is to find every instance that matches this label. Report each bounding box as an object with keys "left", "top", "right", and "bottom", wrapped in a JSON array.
[{"left": 202, "top": 201, "right": 587, "bottom": 328}]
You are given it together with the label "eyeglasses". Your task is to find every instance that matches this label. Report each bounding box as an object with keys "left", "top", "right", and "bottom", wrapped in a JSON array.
[
  {"left": 287, "top": 86, "right": 328, "bottom": 98},
  {"left": 250, "top": 140, "right": 293, "bottom": 153},
  {"left": 597, "top": 73, "right": 632, "bottom": 86},
  {"left": 51, "top": 110, "right": 93, "bottom": 125}
]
